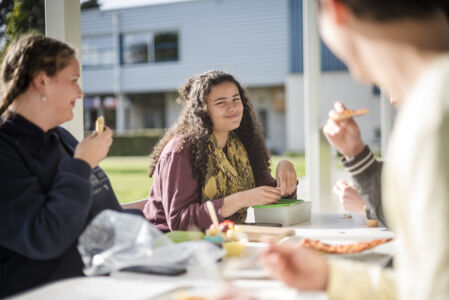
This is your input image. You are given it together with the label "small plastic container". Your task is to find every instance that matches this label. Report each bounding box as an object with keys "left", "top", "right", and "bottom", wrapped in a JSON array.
[{"left": 253, "top": 199, "right": 311, "bottom": 227}]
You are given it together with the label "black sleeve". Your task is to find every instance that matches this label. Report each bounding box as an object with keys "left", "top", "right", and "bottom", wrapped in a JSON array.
[
  {"left": 341, "top": 146, "right": 387, "bottom": 227},
  {"left": 0, "top": 141, "right": 93, "bottom": 260}
]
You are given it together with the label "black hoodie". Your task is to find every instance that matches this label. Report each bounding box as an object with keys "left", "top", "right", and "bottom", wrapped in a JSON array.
[{"left": 0, "top": 114, "right": 123, "bottom": 297}]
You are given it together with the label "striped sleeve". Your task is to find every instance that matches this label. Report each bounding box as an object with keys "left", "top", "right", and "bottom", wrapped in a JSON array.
[
  {"left": 341, "top": 146, "right": 377, "bottom": 176},
  {"left": 340, "top": 145, "right": 386, "bottom": 226}
]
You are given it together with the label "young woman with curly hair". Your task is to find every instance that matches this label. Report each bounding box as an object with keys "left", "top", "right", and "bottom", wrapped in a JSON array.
[{"left": 143, "top": 70, "right": 298, "bottom": 232}]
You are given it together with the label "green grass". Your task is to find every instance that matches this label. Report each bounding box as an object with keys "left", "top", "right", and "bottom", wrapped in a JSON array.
[
  {"left": 100, "top": 157, "right": 152, "bottom": 204},
  {"left": 101, "top": 155, "right": 305, "bottom": 204}
]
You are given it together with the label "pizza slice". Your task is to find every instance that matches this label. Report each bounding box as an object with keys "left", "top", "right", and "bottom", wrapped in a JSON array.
[
  {"left": 300, "top": 238, "right": 392, "bottom": 254},
  {"left": 329, "top": 108, "right": 370, "bottom": 121}
]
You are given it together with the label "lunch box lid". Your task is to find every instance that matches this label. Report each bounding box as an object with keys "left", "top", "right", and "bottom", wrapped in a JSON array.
[{"left": 253, "top": 199, "right": 304, "bottom": 208}]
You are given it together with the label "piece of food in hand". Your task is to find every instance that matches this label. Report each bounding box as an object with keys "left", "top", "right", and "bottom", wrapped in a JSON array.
[
  {"left": 300, "top": 237, "right": 392, "bottom": 254},
  {"left": 205, "top": 220, "right": 246, "bottom": 256},
  {"left": 95, "top": 116, "right": 105, "bottom": 134},
  {"left": 329, "top": 108, "right": 370, "bottom": 121},
  {"left": 340, "top": 181, "right": 351, "bottom": 187}
]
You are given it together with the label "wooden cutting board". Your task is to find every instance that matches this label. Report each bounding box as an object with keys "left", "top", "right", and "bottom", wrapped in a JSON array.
[{"left": 239, "top": 225, "right": 295, "bottom": 242}]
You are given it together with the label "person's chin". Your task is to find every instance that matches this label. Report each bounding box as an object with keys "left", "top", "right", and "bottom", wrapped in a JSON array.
[
  {"left": 348, "top": 66, "right": 373, "bottom": 84},
  {"left": 65, "top": 112, "right": 74, "bottom": 122},
  {"left": 230, "top": 123, "right": 241, "bottom": 131}
]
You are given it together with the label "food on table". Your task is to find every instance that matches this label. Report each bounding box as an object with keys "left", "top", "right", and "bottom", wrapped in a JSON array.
[
  {"left": 165, "top": 231, "right": 205, "bottom": 243},
  {"left": 222, "top": 241, "right": 245, "bottom": 257},
  {"left": 300, "top": 238, "right": 392, "bottom": 254},
  {"left": 174, "top": 291, "right": 209, "bottom": 300},
  {"left": 175, "top": 296, "right": 207, "bottom": 300},
  {"left": 95, "top": 116, "right": 105, "bottom": 134},
  {"left": 329, "top": 108, "right": 370, "bottom": 121},
  {"left": 365, "top": 219, "right": 379, "bottom": 227},
  {"left": 205, "top": 220, "right": 245, "bottom": 256}
]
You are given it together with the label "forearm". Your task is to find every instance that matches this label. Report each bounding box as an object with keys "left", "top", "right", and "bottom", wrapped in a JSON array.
[
  {"left": 167, "top": 198, "right": 225, "bottom": 231},
  {"left": 222, "top": 192, "right": 244, "bottom": 218},
  {"left": 341, "top": 146, "right": 386, "bottom": 226}
]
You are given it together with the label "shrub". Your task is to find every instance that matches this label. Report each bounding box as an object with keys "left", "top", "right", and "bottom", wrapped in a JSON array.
[{"left": 108, "top": 129, "right": 164, "bottom": 156}]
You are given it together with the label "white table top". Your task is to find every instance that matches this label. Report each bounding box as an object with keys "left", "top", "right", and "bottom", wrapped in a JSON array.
[
  {"left": 12, "top": 214, "right": 394, "bottom": 300},
  {"left": 291, "top": 213, "right": 394, "bottom": 241}
]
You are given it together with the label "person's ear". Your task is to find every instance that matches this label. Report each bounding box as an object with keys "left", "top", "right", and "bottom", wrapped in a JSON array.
[
  {"left": 31, "top": 71, "right": 48, "bottom": 96},
  {"left": 321, "top": 0, "right": 350, "bottom": 26}
]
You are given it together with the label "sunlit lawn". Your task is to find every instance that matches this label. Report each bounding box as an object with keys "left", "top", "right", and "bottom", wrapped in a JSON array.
[{"left": 101, "top": 155, "right": 305, "bottom": 204}]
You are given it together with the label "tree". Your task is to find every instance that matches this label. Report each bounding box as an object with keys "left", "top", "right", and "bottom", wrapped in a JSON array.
[
  {"left": 0, "top": 0, "right": 14, "bottom": 42},
  {"left": 0, "top": 0, "right": 100, "bottom": 62},
  {"left": 5, "top": 0, "right": 45, "bottom": 37},
  {"left": 81, "top": 0, "right": 100, "bottom": 10},
  {"left": 1, "top": 0, "right": 44, "bottom": 62}
]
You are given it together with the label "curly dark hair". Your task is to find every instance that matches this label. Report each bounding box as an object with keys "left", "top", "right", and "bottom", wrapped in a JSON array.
[{"left": 148, "top": 70, "right": 271, "bottom": 188}]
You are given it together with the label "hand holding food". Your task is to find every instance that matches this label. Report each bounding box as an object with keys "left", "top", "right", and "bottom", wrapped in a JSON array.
[
  {"left": 333, "top": 181, "right": 365, "bottom": 214},
  {"left": 74, "top": 126, "right": 113, "bottom": 168},
  {"left": 259, "top": 242, "right": 329, "bottom": 291},
  {"left": 329, "top": 108, "right": 370, "bottom": 121},
  {"left": 323, "top": 101, "right": 366, "bottom": 158}
]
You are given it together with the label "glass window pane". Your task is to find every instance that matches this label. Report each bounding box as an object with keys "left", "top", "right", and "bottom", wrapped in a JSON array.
[
  {"left": 81, "top": 35, "right": 114, "bottom": 67},
  {"left": 154, "top": 32, "right": 178, "bottom": 62},
  {"left": 122, "top": 33, "right": 149, "bottom": 64}
]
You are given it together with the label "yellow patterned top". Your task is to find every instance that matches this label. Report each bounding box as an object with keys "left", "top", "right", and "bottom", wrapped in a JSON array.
[{"left": 202, "top": 132, "right": 255, "bottom": 223}]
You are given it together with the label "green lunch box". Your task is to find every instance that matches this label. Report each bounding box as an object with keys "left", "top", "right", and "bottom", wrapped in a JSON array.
[{"left": 253, "top": 199, "right": 311, "bottom": 227}]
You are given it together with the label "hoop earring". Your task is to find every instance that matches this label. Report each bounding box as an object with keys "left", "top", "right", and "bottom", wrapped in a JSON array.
[{"left": 41, "top": 96, "right": 47, "bottom": 102}]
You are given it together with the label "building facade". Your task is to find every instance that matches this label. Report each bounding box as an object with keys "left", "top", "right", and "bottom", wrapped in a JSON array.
[{"left": 81, "top": 0, "right": 382, "bottom": 153}]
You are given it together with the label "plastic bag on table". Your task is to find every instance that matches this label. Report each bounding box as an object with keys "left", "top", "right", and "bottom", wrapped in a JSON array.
[{"left": 78, "top": 210, "right": 225, "bottom": 276}]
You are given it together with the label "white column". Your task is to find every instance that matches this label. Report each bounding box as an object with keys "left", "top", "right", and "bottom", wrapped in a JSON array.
[
  {"left": 45, "top": 0, "right": 83, "bottom": 141},
  {"left": 285, "top": 74, "right": 304, "bottom": 152},
  {"left": 112, "top": 12, "right": 126, "bottom": 133},
  {"left": 380, "top": 92, "right": 394, "bottom": 157},
  {"left": 117, "top": 94, "right": 126, "bottom": 132},
  {"left": 303, "top": 0, "right": 332, "bottom": 212}
]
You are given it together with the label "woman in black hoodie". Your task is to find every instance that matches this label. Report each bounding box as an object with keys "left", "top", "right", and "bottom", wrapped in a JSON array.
[{"left": 0, "top": 35, "right": 124, "bottom": 297}]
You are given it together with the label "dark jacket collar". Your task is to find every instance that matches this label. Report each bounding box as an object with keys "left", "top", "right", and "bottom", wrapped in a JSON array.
[{"left": 0, "top": 114, "right": 60, "bottom": 155}]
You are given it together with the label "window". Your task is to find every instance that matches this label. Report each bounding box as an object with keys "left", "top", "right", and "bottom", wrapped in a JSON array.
[
  {"left": 82, "top": 36, "right": 114, "bottom": 68},
  {"left": 121, "top": 31, "right": 178, "bottom": 65},
  {"left": 122, "top": 33, "right": 150, "bottom": 64},
  {"left": 154, "top": 33, "right": 178, "bottom": 62}
]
